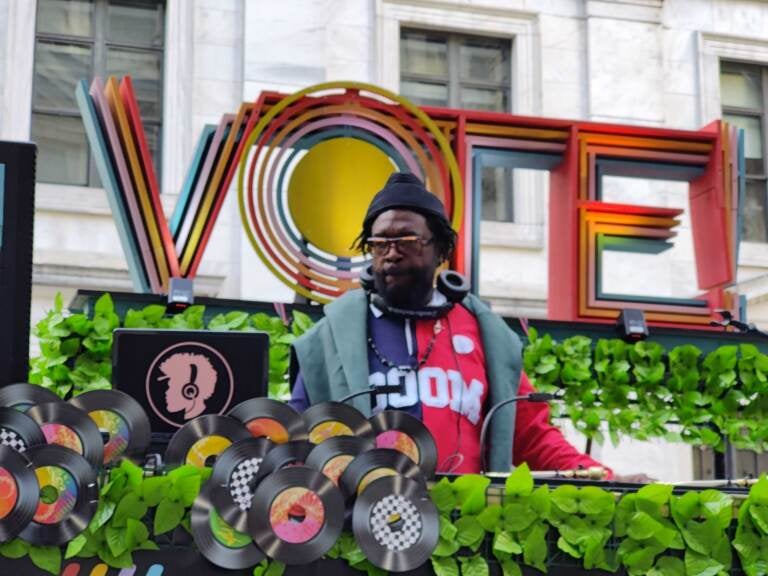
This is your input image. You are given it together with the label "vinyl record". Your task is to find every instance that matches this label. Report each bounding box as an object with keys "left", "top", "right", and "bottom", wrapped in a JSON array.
[
  {"left": 18, "top": 444, "right": 98, "bottom": 545},
  {"left": 228, "top": 398, "right": 307, "bottom": 443},
  {"left": 210, "top": 437, "right": 274, "bottom": 533},
  {"left": 0, "top": 445, "right": 39, "bottom": 542},
  {"left": 164, "top": 414, "right": 251, "bottom": 468},
  {"left": 339, "top": 449, "right": 426, "bottom": 501},
  {"left": 253, "top": 440, "right": 314, "bottom": 484},
  {"left": 0, "top": 407, "right": 46, "bottom": 453},
  {"left": 248, "top": 466, "right": 344, "bottom": 564},
  {"left": 191, "top": 482, "right": 265, "bottom": 569},
  {"left": 0, "top": 383, "right": 59, "bottom": 412},
  {"left": 302, "top": 401, "right": 374, "bottom": 444},
  {"left": 26, "top": 402, "right": 104, "bottom": 468},
  {"left": 306, "top": 436, "right": 374, "bottom": 486},
  {"left": 352, "top": 475, "right": 439, "bottom": 572},
  {"left": 69, "top": 389, "right": 151, "bottom": 465},
  {"left": 369, "top": 410, "right": 438, "bottom": 478}
]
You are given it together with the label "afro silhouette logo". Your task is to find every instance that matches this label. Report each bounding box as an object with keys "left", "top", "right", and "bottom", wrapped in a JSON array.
[{"left": 145, "top": 342, "right": 234, "bottom": 427}]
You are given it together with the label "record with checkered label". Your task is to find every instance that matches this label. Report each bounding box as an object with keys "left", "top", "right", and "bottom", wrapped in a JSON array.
[
  {"left": 0, "top": 383, "right": 59, "bottom": 412},
  {"left": 306, "top": 436, "right": 374, "bottom": 487},
  {"left": 228, "top": 398, "right": 307, "bottom": 444},
  {"left": 210, "top": 436, "right": 274, "bottom": 532},
  {"left": 302, "top": 402, "right": 374, "bottom": 444},
  {"left": 191, "top": 482, "right": 265, "bottom": 569},
  {"left": 69, "top": 389, "right": 151, "bottom": 465},
  {"left": 0, "top": 407, "right": 45, "bottom": 453},
  {"left": 352, "top": 475, "right": 439, "bottom": 572},
  {"left": 164, "top": 414, "right": 251, "bottom": 468},
  {"left": 339, "top": 449, "right": 426, "bottom": 501},
  {"left": 18, "top": 444, "right": 98, "bottom": 545},
  {"left": 369, "top": 410, "right": 437, "bottom": 478},
  {"left": 26, "top": 402, "right": 104, "bottom": 468},
  {"left": 248, "top": 466, "right": 344, "bottom": 564},
  {"left": 0, "top": 445, "right": 39, "bottom": 542}
]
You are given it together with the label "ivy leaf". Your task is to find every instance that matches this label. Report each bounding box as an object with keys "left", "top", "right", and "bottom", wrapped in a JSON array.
[
  {"left": 557, "top": 536, "right": 581, "bottom": 558},
  {"left": 459, "top": 555, "right": 489, "bottom": 576},
  {"left": 749, "top": 503, "right": 768, "bottom": 535},
  {"left": 505, "top": 463, "right": 533, "bottom": 498},
  {"left": 0, "top": 539, "right": 29, "bottom": 559},
  {"left": 126, "top": 518, "right": 149, "bottom": 548},
  {"left": 477, "top": 504, "right": 502, "bottom": 532},
  {"left": 699, "top": 489, "right": 733, "bottom": 529},
  {"left": 176, "top": 474, "right": 202, "bottom": 507},
  {"left": 119, "top": 458, "right": 144, "bottom": 490},
  {"left": 627, "top": 511, "right": 665, "bottom": 540},
  {"left": 439, "top": 516, "right": 458, "bottom": 541},
  {"left": 579, "top": 486, "right": 614, "bottom": 515},
  {"left": 106, "top": 525, "right": 128, "bottom": 557},
  {"left": 455, "top": 516, "right": 485, "bottom": 551},
  {"left": 499, "top": 559, "right": 522, "bottom": 576},
  {"left": 529, "top": 485, "right": 551, "bottom": 517},
  {"left": 647, "top": 556, "right": 685, "bottom": 576},
  {"left": 493, "top": 531, "right": 522, "bottom": 556},
  {"left": 253, "top": 559, "right": 269, "bottom": 576},
  {"left": 429, "top": 477, "right": 456, "bottom": 514},
  {"left": 142, "top": 476, "right": 171, "bottom": 507},
  {"left": 431, "top": 556, "right": 459, "bottom": 576},
  {"left": 684, "top": 549, "right": 724, "bottom": 576},
  {"left": 502, "top": 502, "right": 537, "bottom": 532},
  {"left": 64, "top": 534, "right": 88, "bottom": 559},
  {"left": 98, "top": 547, "right": 133, "bottom": 569},
  {"left": 265, "top": 560, "right": 286, "bottom": 576},
  {"left": 89, "top": 500, "right": 116, "bottom": 532},
  {"left": 28, "top": 545, "right": 62, "bottom": 576},
  {"left": 113, "top": 492, "right": 148, "bottom": 527},
  {"left": 137, "top": 540, "right": 159, "bottom": 551},
  {"left": 551, "top": 485, "right": 579, "bottom": 514},
  {"left": 154, "top": 498, "right": 185, "bottom": 535},
  {"left": 521, "top": 522, "right": 548, "bottom": 572},
  {"left": 291, "top": 310, "right": 314, "bottom": 335},
  {"left": 452, "top": 474, "right": 489, "bottom": 515}
]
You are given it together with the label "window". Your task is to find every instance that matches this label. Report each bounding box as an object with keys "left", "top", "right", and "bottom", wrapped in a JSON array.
[
  {"left": 401, "top": 28, "right": 512, "bottom": 221},
  {"left": 32, "top": 0, "right": 164, "bottom": 187},
  {"left": 720, "top": 62, "right": 768, "bottom": 242}
]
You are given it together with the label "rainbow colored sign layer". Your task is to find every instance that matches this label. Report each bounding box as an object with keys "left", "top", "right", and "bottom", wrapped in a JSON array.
[{"left": 77, "top": 79, "right": 742, "bottom": 328}]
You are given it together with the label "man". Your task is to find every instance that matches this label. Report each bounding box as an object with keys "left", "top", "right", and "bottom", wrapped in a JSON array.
[{"left": 290, "top": 172, "right": 608, "bottom": 475}]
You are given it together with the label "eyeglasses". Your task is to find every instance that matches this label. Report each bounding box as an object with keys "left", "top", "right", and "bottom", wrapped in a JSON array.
[{"left": 365, "top": 235, "right": 433, "bottom": 256}]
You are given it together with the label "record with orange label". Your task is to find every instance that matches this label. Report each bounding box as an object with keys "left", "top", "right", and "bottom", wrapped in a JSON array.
[
  {"left": 18, "top": 444, "right": 98, "bottom": 545},
  {"left": 338, "top": 449, "right": 425, "bottom": 501},
  {"left": 248, "top": 466, "right": 344, "bottom": 564},
  {"left": 302, "top": 402, "right": 374, "bottom": 444},
  {"left": 26, "top": 402, "right": 104, "bottom": 467},
  {"left": 369, "top": 410, "right": 437, "bottom": 478},
  {"left": 0, "top": 445, "right": 38, "bottom": 542},
  {"left": 164, "top": 414, "right": 250, "bottom": 468},
  {"left": 228, "top": 397, "right": 307, "bottom": 444}
]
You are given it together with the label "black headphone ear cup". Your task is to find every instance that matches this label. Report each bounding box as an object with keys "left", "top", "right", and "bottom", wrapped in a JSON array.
[
  {"left": 437, "top": 270, "right": 470, "bottom": 303},
  {"left": 182, "top": 383, "right": 199, "bottom": 400},
  {"left": 359, "top": 264, "right": 375, "bottom": 292}
]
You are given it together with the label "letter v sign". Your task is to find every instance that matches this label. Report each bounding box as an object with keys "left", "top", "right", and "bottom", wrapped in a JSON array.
[{"left": 76, "top": 75, "right": 259, "bottom": 294}]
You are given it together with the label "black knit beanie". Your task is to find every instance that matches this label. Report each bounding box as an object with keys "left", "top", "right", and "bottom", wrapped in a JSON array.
[{"left": 363, "top": 172, "right": 449, "bottom": 229}]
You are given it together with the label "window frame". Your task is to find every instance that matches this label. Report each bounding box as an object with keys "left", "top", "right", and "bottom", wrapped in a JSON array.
[
  {"left": 720, "top": 60, "right": 768, "bottom": 242},
  {"left": 32, "top": 0, "right": 165, "bottom": 187},
  {"left": 400, "top": 27, "right": 511, "bottom": 113}
]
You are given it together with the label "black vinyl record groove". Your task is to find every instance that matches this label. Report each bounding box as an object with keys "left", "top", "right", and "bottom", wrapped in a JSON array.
[
  {"left": 0, "top": 383, "right": 59, "bottom": 412},
  {"left": 248, "top": 466, "right": 344, "bottom": 565},
  {"left": 191, "top": 483, "right": 265, "bottom": 569},
  {"left": 339, "top": 448, "right": 426, "bottom": 501},
  {"left": 228, "top": 397, "right": 307, "bottom": 443},
  {"left": 369, "top": 410, "right": 438, "bottom": 478},
  {"left": 0, "top": 407, "right": 46, "bottom": 453},
  {"left": 306, "top": 436, "right": 374, "bottom": 486},
  {"left": 302, "top": 401, "right": 374, "bottom": 444},
  {"left": 18, "top": 444, "right": 98, "bottom": 546},
  {"left": 69, "top": 389, "right": 151, "bottom": 465},
  {"left": 26, "top": 402, "right": 104, "bottom": 468},
  {"left": 352, "top": 475, "right": 439, "bottom": 572},
  {"left": 164, "top": 414, "right": 250, "bottom": 468},
  {"left": 209, "top": 436, "right": 274, "bottom": 533},
  {"left": 0, "top": 445, "right": 39, "bottom": 542}
]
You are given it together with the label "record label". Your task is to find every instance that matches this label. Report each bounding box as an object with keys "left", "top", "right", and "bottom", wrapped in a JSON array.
[
  {"left": 376, "top": 431, "right": 419, "bottom": 463},
  {"left": 0, "top": 468, "right": 18, "bottom": 519},
  {"left": 269, "top": 487, "right": 324, "bottom": 544},
  {"left": 33, "top": 466, "right": 77, "bottom": 525},
  {"left": 187, "top": 435, "right": 231, "bottom": 468},
  {"left": 359, "top": 468, "right": 398, "bottom": 495},
  {"left": 322, "top": 455, "right": 354, "bottom": 486},
  {"left": 309, "top": 421, "right": 353, "bottom": 444},
  {"left": 89, "top": 410, "right": 129, "bottom": 463},
  {"left": 370, "top": 494, "right": 422, "bottom": 551},
  {"left": 209, "top": 508, "right": 252, "bottom": 548},
  {"left": 230, "top": 457, "right": 263, "bottom": 511},
  {"left": 247, "top": 419, "right": 290, "bottom": 444},
  {"left": 0, "top": 428, "right": 25, "bottom": 453},
  {"left": 41, "top": 424, "right": 83, "bottom": 454},
  {"left": 0, "top": 406, "right": 46, "bottom": 454},
  {"left": 302, "top": 402, "right": 374, "bottom": 446}
]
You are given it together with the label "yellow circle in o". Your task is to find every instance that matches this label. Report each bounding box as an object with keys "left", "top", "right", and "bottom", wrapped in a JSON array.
[{"left": 287, "top": 137, "right": 395, "bottom": 257}]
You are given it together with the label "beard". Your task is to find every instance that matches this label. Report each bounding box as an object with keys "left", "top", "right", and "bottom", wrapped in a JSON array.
[{"left": 373, "top": 264, "right": 435, "bottom": 309}]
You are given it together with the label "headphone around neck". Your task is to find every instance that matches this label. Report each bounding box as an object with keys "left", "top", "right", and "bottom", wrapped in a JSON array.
[{"left": 359, "top": 264, "right": 471, "bottom": 320}]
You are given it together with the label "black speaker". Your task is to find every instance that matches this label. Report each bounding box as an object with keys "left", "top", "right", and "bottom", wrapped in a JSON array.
[{"left": 0, "top": 142, "right": 36, "bottom": 384}]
